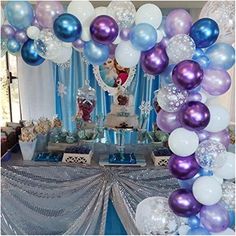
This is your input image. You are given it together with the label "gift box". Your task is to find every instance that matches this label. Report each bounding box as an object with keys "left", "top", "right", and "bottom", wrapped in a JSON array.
[{"left": 19, "top": 139, "right": 37, "bottom": 161}]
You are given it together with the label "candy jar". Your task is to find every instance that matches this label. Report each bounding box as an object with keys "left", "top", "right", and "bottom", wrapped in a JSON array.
[{"left": 77, "top": 84, "right": 96, "bottom": 123}]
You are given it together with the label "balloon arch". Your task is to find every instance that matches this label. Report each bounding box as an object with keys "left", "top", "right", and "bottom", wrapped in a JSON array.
[{"left": 1, "top": 1, "right": 235, "bottom": 235}]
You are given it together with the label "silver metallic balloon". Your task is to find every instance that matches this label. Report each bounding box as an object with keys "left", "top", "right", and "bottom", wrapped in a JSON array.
[
  {"left": 156, "top": 84, "right": 188, "bottom": 112},
  {"left": 222, "top": 181, "right": 235, "bottom": 210},
  {"left": 135, "top": 197, "right": 179, "bottom": 235},
  {"left": 166, "top": 34, "right": 196, "bottom": 64},
  {"left": 107, "top": 1, "right": 136, "bottom": 29}
]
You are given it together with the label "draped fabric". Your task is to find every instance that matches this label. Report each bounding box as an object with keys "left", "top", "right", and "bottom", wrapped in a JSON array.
[
  {"left": 1, "top": 163, "right": 178, "bottom": 235},
  {"left": 53, "top": 50, "right": 160, "bottom": 133}
]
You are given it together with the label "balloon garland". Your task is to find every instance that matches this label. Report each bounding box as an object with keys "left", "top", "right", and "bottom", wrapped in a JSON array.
[{"left": 1, "top": 0, "right": 235, "bottom": 234}]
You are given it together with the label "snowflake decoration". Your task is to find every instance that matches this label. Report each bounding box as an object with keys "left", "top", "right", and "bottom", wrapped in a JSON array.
[
  {"left": 139, "top": 101, "right": 153, "bottom": 115},
  {"left": 57, "top": 59, "right": 71, "bottom": 69},
  {"left": 57, "top": 82, "right": 67, "bottom": 97},
  {"left": 144, "top": 73, "right": 155, "bottom": 80}
]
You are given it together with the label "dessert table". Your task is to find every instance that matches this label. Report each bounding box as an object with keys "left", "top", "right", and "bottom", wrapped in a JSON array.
[{"left": 1, "top": 143, "right": 178, "bottom": 235}]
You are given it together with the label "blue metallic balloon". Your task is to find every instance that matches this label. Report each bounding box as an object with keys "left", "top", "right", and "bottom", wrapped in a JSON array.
[
  {"left": 188, "top": 216, "right": 200, "bottom": 229},
  {"left": 130, "top": 23, "right": 157, "bottom": 51},
  {"left": 192, "top": 49, "right": 210, "bottom": 68},
  {"left": 228, "top": 209, "right": 235, "bottom": 229},
  {"left": 84, "top": 41, "right": 109, "bottom": 65},
  {"left": 53, "top": 13, "right": 82, "bottom": 42},
  {"left": 7, "top": 38, "right": 21, "bottom": 54},
  {"left": 205, "top": 43, "right": 235, "bottom": 70},
  {"left": 187, "top": 227, "right": 211, "bottom": 235},
  {"left": 4, "top": 1, "right": 34, "bottom": 30},
  {"left": 190, "top": 18, "right": 219, "bottom": 48},
  {"left": 21, "top": 39, "right": 45, "bottom": 66},
  {"left": 160, "top": 64, "right": 175, "bottom": 87}
]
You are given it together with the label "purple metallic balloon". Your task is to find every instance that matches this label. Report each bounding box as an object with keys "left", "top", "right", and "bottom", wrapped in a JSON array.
[
  {"left": 15, "top": 30, "right": 28, "bottom": 43},
  {"left": 179, "top": 101, "right": 210, "bottom": 131},
  {"left": 72, "top": 39, "right": 84, "bottom": 51},
  {"left": 187, "top": 92, "right": 202, "bottom": 102},
  {"left": 168, "top": 189, "right": 202, "bottom": 217},
  {"left": 120, "top": 28, "right": 131, "bottom": 41},
  {"left": 159, "top": 37, "right": 169, "bottom": 48},
  {"left": 35, "top": 1, "right": 64, "bottom": 28},
  {"left": 208, "top": 129, "right": 230, "bottom": 148},
  {"left": 200, "top": 203, "right": 230, "bottom": 233},
  {"left": 141, "top": 44, "right": 169, "bottom": 75},
  {"left": 202, "top": 69, "right": 231, "bottom": 96},
  {"left": 1, "top": 25, "right": 15, "bottom": 39},
  {"left": 90, "top": 15, "right": 119, "bottom": 45},
  {"left": 165, "top": 9, "right": 193, "bottom": 38},
  {"left": 168, "top": 154, "right": 201, "bottom": 180},
  {"left": 156, "top": 109, "right": 181, "bottom": 133},
  {"left": 196, "top": 130, "right": 210, "bottom": 142},
  {"left": 172, "top": 60, "right": 204, "bottom": 90}
]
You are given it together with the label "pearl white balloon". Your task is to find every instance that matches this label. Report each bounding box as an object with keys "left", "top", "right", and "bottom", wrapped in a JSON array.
[
  {"left": 192, "top": 176, "right": 222, "bottom": 206},
  {"left": 212, "top": 228, "right": 235, "bottom": 235},
  {"left": 135, "top": 197, "right": 179, "bottom": 235},
  {"left": 52, "top": 46, "right": 72, "bottom": 64},
  {"left": 67, "top": 0, "right": 95, "bottom": 25},
  {"left": 94, "top": 6, "right": 108, "bottom": 16},
  {"left": 135, "top": 4, "right": 162, "bottom": 29},
  {"left": 81, "top": 26, "right": 91, "bottom": 42},
  {"left": 113, "top": 35, "right": 121, "bottom": 45},
  {"left": 168, "top": 128, "right": 199, "bottom": 157},
  {"left": 214, "top": 152, "right": 235, "bottom": 180},
  {"left": 205, "top": 105, "right": 230, "bottom": 132},
  {"left": 26, "top": 26, "right": 40, "bottom": 40},
  {"left": 115, "top": 41, "right": 140, "bottom": 68},
  {"left": 212, "top": 175, "right": 223, "bottom": 185},
  {"left": 156, "top": 30, "right": 164, "bottom": 43}
]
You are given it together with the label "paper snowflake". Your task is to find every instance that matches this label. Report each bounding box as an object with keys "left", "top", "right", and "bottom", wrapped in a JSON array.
[
  {"left": 139, "top": 101, "right": 153, "bottom": 115},
  {"left": 57, "top": 82, "right": 67, "bottom": 97}
]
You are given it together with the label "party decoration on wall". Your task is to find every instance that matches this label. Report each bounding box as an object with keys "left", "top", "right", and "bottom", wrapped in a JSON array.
[
  {"left": 108, "top": 1, "right": 136, "bottom": 29},
  {"left": 190, "top": 18, "right": 219, "bottom": 48},
  {"left": 4, "top": 1, "right": 34, "bottom": 29},
  {"left": 53, "top": 13, "right": 82, "bottom": 42},
  {"left": 166, "top": 34, "right": 196, "bottom": 64},
  {"left": 35, "top": 1, "right": 64, "bottom": 29},
  {"left": 90, "top": 15, "right": 119, "bottom": 45},
  {"left": 21, "top": 39, "right": 45, "bottom": 66},
  {"left": 165, "top": 9, "right": 192, "bottom": 37}
]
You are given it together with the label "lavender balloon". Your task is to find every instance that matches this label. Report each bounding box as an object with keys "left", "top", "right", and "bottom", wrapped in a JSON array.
[
  {"left": 165, "top": 9, "right": 193, "bottom": 37},
  {"left": 156, "top": 110, "right": 181, "bottom": 133},
  {"left": 168, "top": 189, "right": 202, "bottom": 217},
  {"left": 1, "top": 25, "right": 15, "bottom": 39},
  {"left": 208, "top": 129, "right": 230, "bottom": 148},
  {"left": 200, "top": 203, "right": 229, "bottom": 233},
  {"left": 159, "top": 37, "right": 169, "bottom": 48},
  {"left": 15, "top": 30, "right": 28, "bottom": 43},
  {"left": 108, "top": 44, "right": 117, "bottom": 58},
  {"left": 72, "top": 39, "right": 84, "bottom": 52},
  {"left": 35, "top": 1, "right": 64, "bottom": 28},
  {"left": 90, "top": 15, "right": 119, "bottom": 45},
  {"left": 141, "top": 44, "right": 169, "bottom": 75},
  {"left": 196, "top": 130, "right": 210, "bottom": 142},
  {"left": 172, "top": 60, "right": 204, "bottom": 90},
  {"left": 179, "top": 101, "right": 210, "bottom": 131},
  {"left": 120, "top": 28, "right": 131, "bottom": 41},
  {"left": 187, "top": 92, "right": 202, "bottom": 102},
  {"left": 168, "top": 154, "right": 200, "bottom": 180},
  {"left": 202, "top": 69, "right": 231, "bottom": 96}
]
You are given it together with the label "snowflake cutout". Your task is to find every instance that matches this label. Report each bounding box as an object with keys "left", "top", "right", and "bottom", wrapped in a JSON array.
[
  {"left": 139, "top": 101, "right": 153, "bottom": 115},
  {"left": 57, "top": 82, "right": 67, "bottom": 97}
]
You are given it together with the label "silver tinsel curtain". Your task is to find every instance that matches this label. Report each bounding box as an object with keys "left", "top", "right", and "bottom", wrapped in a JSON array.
[{"left": 1, "top": 163, "right": 178, "bottom": 235}]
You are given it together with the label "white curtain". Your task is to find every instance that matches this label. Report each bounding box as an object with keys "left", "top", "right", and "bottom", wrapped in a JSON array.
[{"left": 17, "top": 58, "right": 56, "bottom": 120}]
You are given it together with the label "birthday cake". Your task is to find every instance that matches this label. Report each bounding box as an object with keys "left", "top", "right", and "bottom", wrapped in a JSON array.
[{"left": 105, "top": 90, "right": 139, "bottom": 129}]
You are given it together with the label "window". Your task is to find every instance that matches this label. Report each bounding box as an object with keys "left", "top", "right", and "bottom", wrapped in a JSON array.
[{"left": 0, "top": 53, "right": 21, "bottom": 126}]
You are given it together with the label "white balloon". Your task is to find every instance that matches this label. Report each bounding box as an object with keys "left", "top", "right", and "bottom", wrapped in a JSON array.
[
  {"left": 52, "top": 46, "right": 72, "bottom": 64},
  {"left": 205, "top": 105, "right": 230, "bottom": 132},
  {"left": 168, "top": 128, "right": 199, "bottom": 157},
  {"left": 199, "top": 90, "right": 208, "bottom": 103},
  {"left": 214, "top": 152, "right": 235, "bottom": 180},
  {"left": 94, "top": 6, "right": 108, "bottom": 17},
  {"left": 67, "top": 0, "right": 95, "bottom": 25},
  {"left": 26, "top": 26, "right": 40, "bottom": 40},
  {"left": 212, "top": 228, "right": 235, "bottom": 235},
  {"left": 113, "top": 35, "right": 121, "bottom": 45},
  {"left": 212, "top": 175, "right": 223, "bottom": 185},
  {"left": 115, "top": 41, "right": 140, "bottom": 68},
  {"left": 81, "top": 26, "right": 91, "bottom": 42},
  {"left": 156, "top": 30, "right": 164, "bottom": 43},
  {"left": 135, "top": 4, "right": 162, "bottom": 29},
  {"left": 192, "top": 176, "right": 222, "bottom": 206}
]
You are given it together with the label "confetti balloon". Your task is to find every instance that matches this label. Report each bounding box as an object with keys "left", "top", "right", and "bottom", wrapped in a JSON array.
[
  {"left": 156, "top": 84, "right": 188, "bottom": 112},
  {"left": 135, "top": 197, "right": 179, "bottom": 234},
  {"left": 195, "top": 140, "right": 226, "bottom": 170},
  {"left": 221, "top": 181, "right": 235, "bottom": 210},
  {"left": 26, "top": 26, "right": 40, "bottom": 40},
  {"left": 166, "top": 34, "right": 196, "bottom": 64},
  {"left": 108, "top": 1, "right": 136, "bottom": 29},
  {"left": 200, "top": 1, "right": 235, "bottom": 44}
]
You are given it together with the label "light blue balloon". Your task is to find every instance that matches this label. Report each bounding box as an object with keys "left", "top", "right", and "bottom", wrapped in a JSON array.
[
  {"left": 187, "top": 227, "right": 211, "bottom": 235},
  {"left": 4, "top": 1, "right": 33, "bottom": 30},
  {"left": 84, "top": 41, "right": 109, "bottom": 65},
  {"left": 7, "top": 38, "right": 21, "bottom": 54},
  {"left": 130, "top": 23, "right": 157, "bottom": 51},
  {"left": 228, "top": 209, "right": 235, "bottom": 229},
  {"left": 206, "top": 43, "right": 235, "bottom": 70},
  {"left": 192, "top": 49, "right": 210, "bottom": 69},
  {"left": 188, "top": 216, "right": 200, "bottom": 229},
  {"left": 160, "top": 64, "right": 175, "bottom": 87}
]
